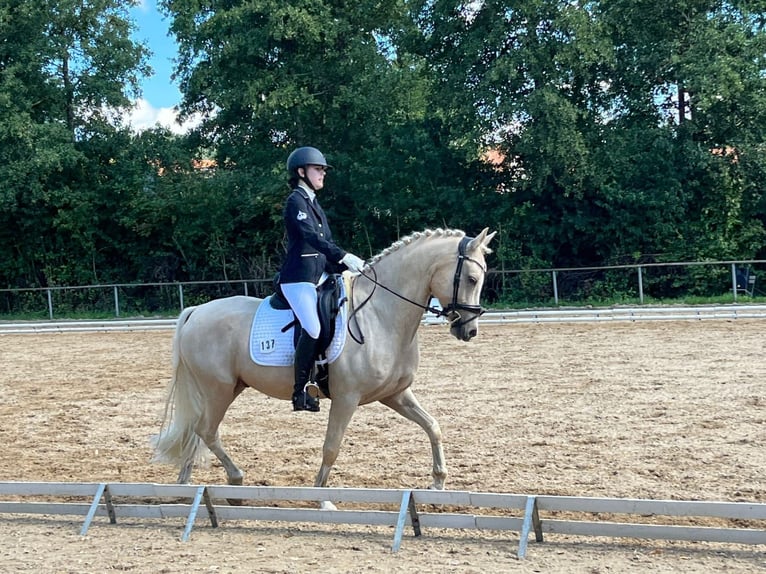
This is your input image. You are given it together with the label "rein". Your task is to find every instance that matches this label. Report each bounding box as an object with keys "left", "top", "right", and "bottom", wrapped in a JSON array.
[{"left": 347, "top": 235, "right": 486, "bottom": 345}]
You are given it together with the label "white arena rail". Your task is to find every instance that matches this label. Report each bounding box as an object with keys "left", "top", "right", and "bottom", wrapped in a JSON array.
[
  {"left": 0, "top": 481, "right": 764, "bottom": 558},
  {"left": 479, "top": 304, "right": 766, "bottom": 323},
  {"left": 0, "top": 319, "right": 177, "bottom": 334},
  {"left": 3, "top": 304, "right": 766, "bottom": 333}
]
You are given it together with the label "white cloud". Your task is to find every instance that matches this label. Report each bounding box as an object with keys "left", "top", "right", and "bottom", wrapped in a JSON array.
[
  {"left": 127, "top": 98, "right": 203, "bottom": 135},
  {"left": 131, "top": 0, "right": 151, "bottom": 12}
]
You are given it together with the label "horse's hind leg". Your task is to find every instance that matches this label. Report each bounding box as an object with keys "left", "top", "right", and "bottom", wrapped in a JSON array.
[
  {"left": 178, "top": 460, "right": 194, "bottom": 484},
  {"left": 196, "top": 380, "right": 248, "bottom": 487},
  {"left": 380, "top": 387, "right": 447, "bottom": 490}
]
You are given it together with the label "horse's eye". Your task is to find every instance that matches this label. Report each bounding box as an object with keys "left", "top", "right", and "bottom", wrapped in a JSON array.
[{"left": 468, "top": 275, "right": 478, "bottom": 285}]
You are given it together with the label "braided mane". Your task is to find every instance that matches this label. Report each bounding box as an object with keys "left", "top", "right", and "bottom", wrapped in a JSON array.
[{"left": 368, "top": 228, "right": 466, "bottom": 266}]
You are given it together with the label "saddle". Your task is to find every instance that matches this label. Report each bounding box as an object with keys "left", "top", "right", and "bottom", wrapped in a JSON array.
[{"left": 270, "top": 274, "right": 345, "bottom": 397}]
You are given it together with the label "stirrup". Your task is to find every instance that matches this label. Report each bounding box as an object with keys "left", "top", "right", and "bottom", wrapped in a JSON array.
[{"left": 303, "top": 381, "right": 320, "bottom": 398}]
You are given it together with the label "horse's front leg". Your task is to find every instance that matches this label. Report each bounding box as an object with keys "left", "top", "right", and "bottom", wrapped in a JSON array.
[
  {"left": 314, "top": 395, "right": 359, "bottom": 509},
  {"left": 380, "top": 387, "right": 447, "bottom": 489}
]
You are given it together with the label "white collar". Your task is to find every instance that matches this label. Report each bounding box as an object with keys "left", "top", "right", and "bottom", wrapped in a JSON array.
[{"left": 298, "top": 182, "right": 316, "bottom": 203}]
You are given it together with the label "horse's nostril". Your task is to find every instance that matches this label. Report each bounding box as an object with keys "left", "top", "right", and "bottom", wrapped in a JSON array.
[{"left": 467, "top": 328, "right": 477, "bottom": 340}]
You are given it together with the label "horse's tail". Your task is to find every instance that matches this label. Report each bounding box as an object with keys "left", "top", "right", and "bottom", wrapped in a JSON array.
[{"left": 151, "top": 305, "right": 210, "bottom": 471}]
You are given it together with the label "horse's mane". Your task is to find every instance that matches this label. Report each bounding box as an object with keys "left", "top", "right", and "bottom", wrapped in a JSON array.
[{"left": 368, "top": 228, "right": 466, "bottom": 266}]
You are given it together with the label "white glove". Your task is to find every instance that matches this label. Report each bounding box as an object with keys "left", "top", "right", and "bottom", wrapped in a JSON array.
[{"left": 341, "top": 252, "right": 366, "bottom": 273}]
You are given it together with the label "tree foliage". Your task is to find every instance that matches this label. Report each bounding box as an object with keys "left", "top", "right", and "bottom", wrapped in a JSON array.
[
  {"left": 1, "top": 0, "right": 765, "bottom": 306},
  {"left": 409, "top": 0, "right": 766, "bottom": 270},
  {"left": 0, "top": 0, "right": 150, "bottom": 287}
]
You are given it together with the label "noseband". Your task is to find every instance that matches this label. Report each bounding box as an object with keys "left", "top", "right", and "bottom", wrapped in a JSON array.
[{"left": 349, "top": 235, "right": 487, "bottom": 343}]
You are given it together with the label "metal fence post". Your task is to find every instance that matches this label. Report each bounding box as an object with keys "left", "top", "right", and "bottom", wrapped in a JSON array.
[
  {"left": 552, "top": 271, "right": 559, "bottom": 305},
  {"left": 47, "top": 289, "right": 53, "bottom": 320},
  {"left": 731, "top": 263, "right": 738, "bottom": 301},
  {"left": 179, "top": 284, "right": 184, "bottom": 311},
  {"left": 638, "top": 266, "right": 644, "bottom": 304},
  {"left": 113, "top": 286, "right": 120, "bottom": 317}
]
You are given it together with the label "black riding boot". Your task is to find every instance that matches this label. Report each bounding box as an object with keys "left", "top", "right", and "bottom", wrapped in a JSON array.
[{"left": 292, "top": 330, "right": 320, "bottom": 412}]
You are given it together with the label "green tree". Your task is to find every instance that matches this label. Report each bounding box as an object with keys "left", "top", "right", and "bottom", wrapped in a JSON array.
[
  {"left": 162, "top": 0, "right": 492, "bottom": 262},
  {"left": 0, "top": 0, "right": 151, "bottom": 288},
  {"left": 601, "top": 0, "right": 766, "bottom": 261},
  {"left": 44, "top": 0, "right": 150, "bottom": 138},
  {"left": 409, "top": 0, "right": 766, "bottom": 276},
  {"left": 409, "top": 0, "right": 622, "bottom": 265}
]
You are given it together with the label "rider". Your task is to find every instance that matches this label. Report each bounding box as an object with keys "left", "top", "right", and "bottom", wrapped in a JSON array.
[{"left": 279, "top": 146, "right": 366, "bottom": 412}]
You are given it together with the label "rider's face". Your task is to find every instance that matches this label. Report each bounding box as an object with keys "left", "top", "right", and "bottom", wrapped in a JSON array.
[{"left": 301, "top": 164, "right": 326, "bottom": 190}]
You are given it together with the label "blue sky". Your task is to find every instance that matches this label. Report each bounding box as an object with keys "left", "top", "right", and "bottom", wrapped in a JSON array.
[{"left": 128, "top": 1, "right": 198, "bottom": 133}]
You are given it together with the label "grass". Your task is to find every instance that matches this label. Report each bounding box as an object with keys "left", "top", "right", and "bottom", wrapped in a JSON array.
[{"left": 0, "top": 310, "right": 178, "bottom": 322}]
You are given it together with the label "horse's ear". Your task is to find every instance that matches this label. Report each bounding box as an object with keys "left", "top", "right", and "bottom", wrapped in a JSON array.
[{"left": 468, "top": 228, "right": 496, "bottom": 253}]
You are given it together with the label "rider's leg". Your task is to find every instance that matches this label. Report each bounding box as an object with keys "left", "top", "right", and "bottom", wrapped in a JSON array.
[
  {"left": 281, "top": 282, "right": 321, "bottom": 412},
  {"left": 292, "top": 328, "right": 320, "bottom": 411}
]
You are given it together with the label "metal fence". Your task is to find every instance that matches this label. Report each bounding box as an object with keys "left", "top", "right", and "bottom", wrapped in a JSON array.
[
  {"left": 2, "top": 481, "right": 764, "bottom": 557},
  {"left": 483, "top": 259, "right": 763, "bottom": 307},
  {"left": 0, "top": 279, "right": 274, "bottom": 320},
  {"left": 0, "top": 260, "right": 763, "bottom": 320}
]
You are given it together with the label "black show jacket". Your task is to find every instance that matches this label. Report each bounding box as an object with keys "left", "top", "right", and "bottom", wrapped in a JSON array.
[{"left": 278, "top": 186, "right": 347, "bottom": 284}]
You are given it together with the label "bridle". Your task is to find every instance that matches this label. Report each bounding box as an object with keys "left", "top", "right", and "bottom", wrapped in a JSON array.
[
  {"left": 348, "top": 235, "right": 487, "bottom": 344},
  {"left": 442, "top": 236, "right": 487, "bottom": 324}
]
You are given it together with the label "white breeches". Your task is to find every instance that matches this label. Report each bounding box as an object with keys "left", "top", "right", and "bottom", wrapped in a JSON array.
[{"left": 281, "top": 280, "right": 322, "bottom": 339}]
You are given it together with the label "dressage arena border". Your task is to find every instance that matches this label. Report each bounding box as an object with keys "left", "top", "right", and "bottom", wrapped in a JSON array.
[
  {"left": 2, "top": 313, "right": 765, "bottom": 559},
  {"left": 4, "top": 304, "right": 766, "bottom": 334},
  {"left": 0, "top": 482, "right": 764, "bottom": 558}
]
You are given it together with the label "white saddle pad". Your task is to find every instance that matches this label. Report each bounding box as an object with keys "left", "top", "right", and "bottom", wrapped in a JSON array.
[{"left": 249, "top": 285, "right": 348, "bottom": 367}]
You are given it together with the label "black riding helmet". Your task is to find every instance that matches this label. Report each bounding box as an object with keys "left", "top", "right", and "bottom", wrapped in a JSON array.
[{"left": 286, "top": 146, "right": 333, "bottom": 179}]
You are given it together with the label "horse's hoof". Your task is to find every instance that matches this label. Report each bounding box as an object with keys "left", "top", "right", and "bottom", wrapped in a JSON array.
[
  {"left": 320, "top": 500, "right": 337, "bottom": 511},
  {"left": 226, "top": 475, "right": 244, "bottom": 505}
]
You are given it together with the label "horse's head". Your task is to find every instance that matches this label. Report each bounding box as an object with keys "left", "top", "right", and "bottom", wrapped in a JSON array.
[{"left": 431, "top": 228, "right": 496, "bottom": 342}]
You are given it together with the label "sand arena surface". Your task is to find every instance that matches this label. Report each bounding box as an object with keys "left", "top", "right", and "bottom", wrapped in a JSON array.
[{"left": 0, "top": 320, "right": 764, "bottom": 573}]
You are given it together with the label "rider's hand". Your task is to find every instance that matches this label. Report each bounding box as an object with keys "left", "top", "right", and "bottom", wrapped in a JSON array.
[{"left": 341, "top": 253, "right": 366, "bottom": 273}]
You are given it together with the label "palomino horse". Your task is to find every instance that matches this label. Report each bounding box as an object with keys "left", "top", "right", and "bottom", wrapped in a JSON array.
[{"left": 152, "top": 227, "right": 495, "bottom": 496}]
